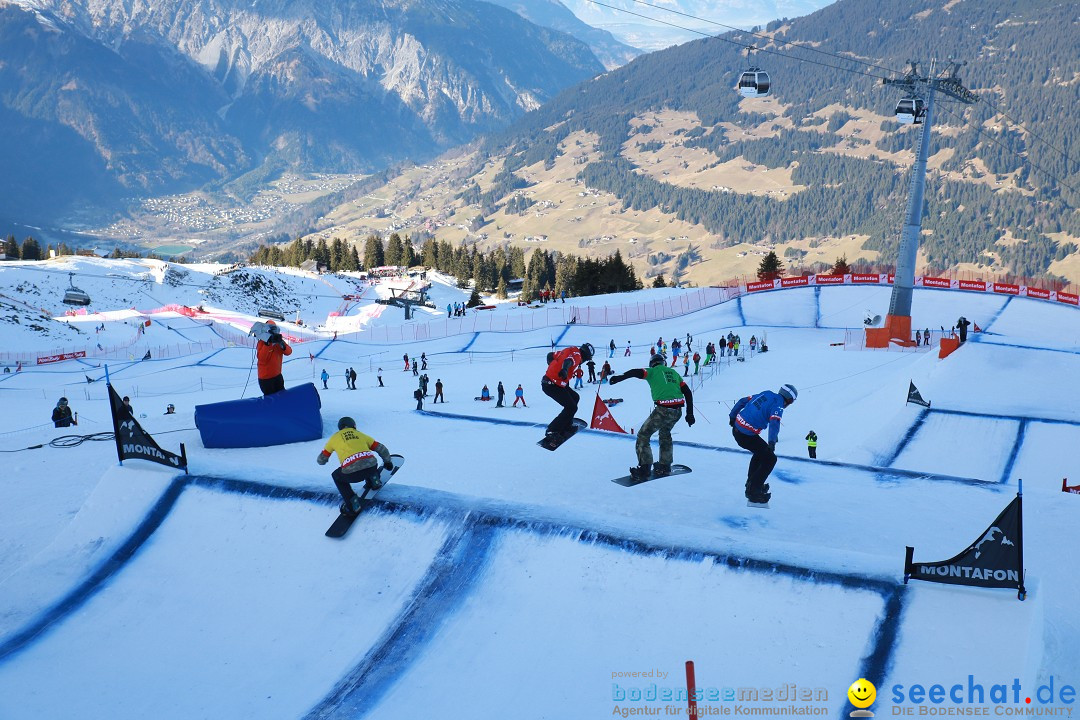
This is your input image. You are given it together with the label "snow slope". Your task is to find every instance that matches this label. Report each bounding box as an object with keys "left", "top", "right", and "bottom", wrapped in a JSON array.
[{"left": 0, "top": 263, "right": 1077, "bottom": 719}]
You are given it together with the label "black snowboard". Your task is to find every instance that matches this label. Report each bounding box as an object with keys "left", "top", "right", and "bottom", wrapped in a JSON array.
[
  {"left": 537, "top": 418, "right": 587, "bottom": 451},
  {"left": 325, "top": 454, "right": 405, "bottom": 539},
  {"left": 612, "top": 464, "right": 692, "bottom": 487}
]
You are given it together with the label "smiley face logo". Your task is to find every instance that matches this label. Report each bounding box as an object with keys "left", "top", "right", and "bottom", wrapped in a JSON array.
[{"left": 848, "top": 678, "right": 876, "bottom": 709}]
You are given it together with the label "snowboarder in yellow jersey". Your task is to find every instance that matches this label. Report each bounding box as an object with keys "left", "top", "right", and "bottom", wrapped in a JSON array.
[{"left": 317, "top": 417, "right": 394, "bottom": 515}]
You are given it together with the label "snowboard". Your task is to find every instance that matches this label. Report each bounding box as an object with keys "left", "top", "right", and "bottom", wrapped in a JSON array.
[
  {"left": 746, "top": 499, "right": 770, "bottom": 509},
  {"left": 325, "top": 454, "right": 405, "bottom": 539},
  {"left": 537, "top": 418, "right": 587, "bottom": 451},
  {"left": 612, "top": 464, "right": 692, "bottom": 487}
]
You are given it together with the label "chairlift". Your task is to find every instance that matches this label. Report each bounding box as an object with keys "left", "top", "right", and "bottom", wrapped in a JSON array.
[
  {"left": 895, "top": 97, "right": 925, "bottom": 125},
  {"left": 737, "top": 46, "right": 770, "bottom": 98},
  {"left": 257, "top": 307, "right": 285, "bottom": 321},
  {"left": 62, "top": 272, "right": 91, "bottom": 306}
]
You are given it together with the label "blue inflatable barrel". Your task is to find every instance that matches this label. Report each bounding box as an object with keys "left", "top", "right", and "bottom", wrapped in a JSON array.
[{"left": 195, "top": 383, "right": 323, "bottom": 448}]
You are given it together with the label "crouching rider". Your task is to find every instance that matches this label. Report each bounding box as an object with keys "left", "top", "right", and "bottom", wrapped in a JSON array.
[{"left": 317, "top": 417, "right": 394, "bottom": 515}]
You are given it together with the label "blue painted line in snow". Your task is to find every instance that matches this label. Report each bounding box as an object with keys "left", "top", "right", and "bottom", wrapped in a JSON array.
[
  {"left": 852, "top": 586, "right": 907, "bottom": 719},
  {"left": 928, "top": 406, "right": 1080, "bottom": 427},
  {"left": 553, "top": 325, "right": 572, "bottom": 346},
  {"left": 422, "top": 410, "right": 993, "bottom": 486},
  {"left": 982, "top": 295, "right": 1012, "bottom": 333},
  {"left": 0, "top": 477, "right": 187, "bottom": 664},
  {"left": 193, "top": 348, "right": 227, "bottom": 366},
  {"left": 999, "top": 419, "right": 1028, "bottom": 486},
  {"left": 306, "top": 523, "right": 498, "bottom": 720},
  {"left": 881, "top": 408, "right": 931, "bottom": 468},
  {"left": 459, "top": 332, "right": 480, "bottom": 352},
  {"left": 736, "top": 296, "right": 747, "bottom": 326},
  {"left": 814, "top": 286, "right": 822, "bottom": 328}
]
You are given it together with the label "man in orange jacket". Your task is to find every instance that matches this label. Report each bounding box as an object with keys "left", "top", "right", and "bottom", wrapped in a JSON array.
[{"left": 257, "top": 320, "right": 292, "bottom": 395}]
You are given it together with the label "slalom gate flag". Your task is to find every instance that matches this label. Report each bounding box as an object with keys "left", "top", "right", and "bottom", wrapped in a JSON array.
[
  {"left": 904, "top": 488, "right": 1026, "bottom": 600},
  {"left": 1063, "top": 479, "right": 1080, "bottom": 495},
  {"left": 590, "top": 394, "right": 627, "bottom": 433},
  {"left": 906, "top": 381, "right": 931, "bottom": 408},
  {"left": 108, "top": 383, "right": 187, "bottom": 471}
]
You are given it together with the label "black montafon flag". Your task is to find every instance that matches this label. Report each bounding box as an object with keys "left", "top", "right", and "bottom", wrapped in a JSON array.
[
  {"left": 907, "top": 381, "right": 931, "bottom": 408},
  {"left": 108, "top": 383, "right": 186, "bottom": 470},
  {"left": 905, "top": 492, "right": 1025, "bottom": 599}
]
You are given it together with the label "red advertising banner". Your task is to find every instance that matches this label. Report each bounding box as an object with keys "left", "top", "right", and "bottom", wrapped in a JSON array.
[
  {"left": 746, "top": 280, "right": 776, "bottom": 293},
  {"left": 1057, "top": 291, "right": 1079, "bottom": 306},
  {"left": 37, "top": 350, "right": 87, "bottom": 365},
  {"left": 852, "top": 273, "right": 879, "bottom": 284},
  {"left": 922, "top": 276, "right": 951, "bottom": 289},
  {"left": 992, "top": 283, "right": 1020, "bottom": 295},
  {"left": 780, "top": 276, "right": 809, "bottom": 288},
  {"left": 814, "top": 274, "right": 846, "bottom": 285},
  {"left": 958, "top": 280, "right": 987, "bottom": 291},
  {"left": 1025, "top": 287, "right": 1050, "bottom": 300}
]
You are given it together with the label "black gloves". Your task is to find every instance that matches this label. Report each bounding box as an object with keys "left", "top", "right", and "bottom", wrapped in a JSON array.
[
  {"left": 384, "top": 460, "right": 394, "bottom": 472},
  {"left": 686, "top": 414, "right": 695, "bottom": 427},
  {"left": 558, "top": 370, "right": 567, "bottom": 380},
  {"left": 729, "top": 416, "right": 735, "bottom": 427}
]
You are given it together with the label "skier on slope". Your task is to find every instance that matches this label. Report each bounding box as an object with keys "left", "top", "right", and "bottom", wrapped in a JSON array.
[
  {"left": 609, "top": 353, "right": 694, "bottom": 480},
  {"left": 541, "top": 342, "right": 594, "bottom": 439},
  {"left": 728, "top": 384, "right": 797, "bottom": 507},
  {"left": 317, "top": 417, "right": 394, "bottom": 515}
]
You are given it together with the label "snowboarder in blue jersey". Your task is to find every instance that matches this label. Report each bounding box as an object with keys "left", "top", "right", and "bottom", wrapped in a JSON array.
[{"left": 729, "top": 384, "right": 797, "bottom": 507}]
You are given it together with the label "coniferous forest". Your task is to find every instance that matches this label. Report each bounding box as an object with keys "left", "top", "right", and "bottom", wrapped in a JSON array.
[{"left": 474, "top": 0, "right": 1080, "bottom": 281}]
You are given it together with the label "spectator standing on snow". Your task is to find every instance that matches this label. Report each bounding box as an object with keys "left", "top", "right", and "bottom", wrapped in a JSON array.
[
  {"left": 625, "top": 341, "right": 632, "bottom": 357},
  {"left": 414, "top": 387, "right": 424, "bottom": 410},
  {"left": 321, "top": 369, "right": 329, "bottom": 389},
  {"left": 513, "top": 384, "right": 527, "bottom": 407},
  {"left": 573, "top": 367, "right": 584, "bottom": 389},
  {"left": 609, "top": 339, "right": 616, "bottom": 358},
  {"left": 350, "top": 368, "right": 358, "bottom": 390},
  {"left": 496, "top": 381, "right": 506, "bottom": 407},
  {"left": 52, "top": 397, "right": 77, "bottom": 428},
  {"left": 256, "top": 321, "right": 292, "bottom": 396},
  {"left": 434, "top": 379, "right": 445, "bottom": 403},
  {"left": 421, "top": 353, "right": 428, "bottom": 370},
  {"left": 403, "top": 353, "right": 410, "bottom": 371},
  {"left": 729, "top": 384, "right": 798, "bottom": 507},
  {"left": 924, "top": 328, "right": 931, "bottom": 346},
  {"left": 586, "top": 359, "right": 597, "bottom": 384},
  {"left": 377, "top": 368, "right": 384, "bottom": 387},
  {"left": 805, "top": 430, "right": 818, "bottom": 459},
  {"left": 915, "top": 330, "right": 922, "bottom": 346},
  {"left": 412, "top": 359, "right": 419, "bottom": 377},
  {"left": 693, "top": 351, "right": 701, "bottom": 375}
]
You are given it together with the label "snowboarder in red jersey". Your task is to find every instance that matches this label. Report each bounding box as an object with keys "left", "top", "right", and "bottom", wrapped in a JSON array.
[{"left": 541, "top": 343, "right": 594, "bottom": 438}]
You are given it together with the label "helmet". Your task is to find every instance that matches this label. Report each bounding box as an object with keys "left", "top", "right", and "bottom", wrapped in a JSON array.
[
  {"left": 167, "top": 404, "right": 175, "bottom": 412},
  {"left": 778, "top": 384, "right": 798, "bottom": 403},
  {"left": 58, "top": 397, "right": 69, "bottom": 406},
  {"left": 649, "top": 353, "right": 666, "bottom": 367},
  {"left": 580, "top": 343, "right": 595, "bottom": 361},
  {"left": 338, "top": 416, "right": 356, "bottom": 431}
]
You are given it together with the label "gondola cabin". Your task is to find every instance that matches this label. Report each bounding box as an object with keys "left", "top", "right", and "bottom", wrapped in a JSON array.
[
  {"left": 62, "top": 273, "right": 91, "bottom": 306},
  {"left": 895, "top": 97, "right": 924, "bottom": 125},
  {"left": 257, "top": 307, "right": 285, "bottom": 321},
  {"left": 737, "top": 68, "right": 771, "bottom": 98}
]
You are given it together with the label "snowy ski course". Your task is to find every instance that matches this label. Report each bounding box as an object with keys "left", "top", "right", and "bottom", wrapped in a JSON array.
[{"left": 0, "top": 279, "right": 1077, "bottom": 719}]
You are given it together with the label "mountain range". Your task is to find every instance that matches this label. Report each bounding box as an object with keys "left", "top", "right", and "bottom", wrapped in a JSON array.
[{"left": 0, "top": 0, "right": 605, "bottom": 225}]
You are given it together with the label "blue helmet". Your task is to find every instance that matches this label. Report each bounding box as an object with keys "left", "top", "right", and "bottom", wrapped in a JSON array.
[{"left": 778, "top": 384, "right": 798, "bottom": 403}]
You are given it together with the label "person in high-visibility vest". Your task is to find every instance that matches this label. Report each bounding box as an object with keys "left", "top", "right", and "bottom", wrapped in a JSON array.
[{"left": 805, "top": 430, "right": 818, "bottom": 459}]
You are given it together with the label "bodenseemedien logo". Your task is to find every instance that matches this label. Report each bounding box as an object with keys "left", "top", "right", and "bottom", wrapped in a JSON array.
[{"left": 849, "top": 679, "right": 877, "bottom": 717}]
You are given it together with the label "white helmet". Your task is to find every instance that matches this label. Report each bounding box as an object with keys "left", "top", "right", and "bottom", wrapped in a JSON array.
[{"left": 778, "top": 384, "right": 798, "bottom": 403}]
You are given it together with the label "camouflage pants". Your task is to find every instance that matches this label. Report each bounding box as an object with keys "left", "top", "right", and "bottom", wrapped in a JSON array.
[{"left": 636, "top": 404, "right": 682, "bottom": 466}]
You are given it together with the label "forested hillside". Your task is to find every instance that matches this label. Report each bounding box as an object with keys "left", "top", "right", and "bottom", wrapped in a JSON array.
[{"left": 469, "top": 0, "right": 1080, "bottom": 279}]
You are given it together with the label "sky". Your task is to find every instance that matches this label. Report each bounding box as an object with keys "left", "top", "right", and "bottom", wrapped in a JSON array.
[{"left": 0, "top": 258, "right": 1078, "bottom": 719}]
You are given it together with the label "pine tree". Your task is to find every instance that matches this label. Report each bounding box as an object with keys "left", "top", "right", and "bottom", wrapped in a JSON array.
[
  {"left": 385, "top": 233, "right": 404, "bottom": 267},
  {"left": 466, "top": 287, "right": 482, "bottom": 308},
  {"left": 832, "top": 255, "right": 851, "bottom": 275},
  {"left": 757, "top": 251, "right": 783, "bottom": 281},
  {"left": 653, "top": 274, "right": 667, "bottom": 288},
  {"left": 3, "top": 235, "right": 18, "bottom": 259},
  {"left": 21, "top": 237, "right": 43, "bottom": 261},
  {"left": 363, "top": 235, "right": 385, "bottom": 270}
]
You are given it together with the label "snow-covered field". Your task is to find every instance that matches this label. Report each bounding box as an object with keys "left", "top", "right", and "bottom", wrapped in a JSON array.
[{"left": 0, "top": 259, "right": 1078, "bottom": 719}]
